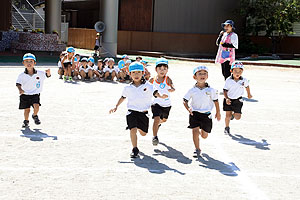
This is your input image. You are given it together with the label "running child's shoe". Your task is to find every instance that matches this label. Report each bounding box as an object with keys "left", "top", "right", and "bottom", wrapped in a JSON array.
[
  {"left": 22, "top": 120, "right": 29, "bottom": 128},
  {"left": 224, "top": 127, "right": 230, "bottom": 134},
  {"left": 130, "top": 147, "right": 139, "bottom": 158},
  {"left": 193, "top": 149, "right": 201, "bottom": 158},
  {"left": 69, "top": 76, "right": 73, "bottom": 81},
  {"left": 152, "top": 136, "right": 159, "bottom": 146},
  {"left": 32, "top": 115, "right": 41, "bottom": 125},
  {"left": 63, "top": 76, "right": 67, "bottom": 81},
  {"left": 59, "top": 75, "right": 63, "bottom": 79}
]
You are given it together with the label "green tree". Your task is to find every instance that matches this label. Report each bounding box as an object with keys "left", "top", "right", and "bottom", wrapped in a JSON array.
[{"left": 240, "top": 0, "right": 300, "bottom": 54}]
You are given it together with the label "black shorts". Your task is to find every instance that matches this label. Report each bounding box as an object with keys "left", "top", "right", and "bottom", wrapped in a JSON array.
[
  {"left": 188, "top": 111, "right": 212, "bottom": 133},
  {"left": 63, "top": 62, "right": 72, "bottom": 68},
  {"left": 94, "top": 45, "right": 99, "bottom": 50},
  {"left": 126, "top": 110, "right": 149, "bottom": 133},
  {"left": 151, "top": 104, "right": 171, "bottom": 120},
  {"left": 19, "top": 94, "right": 41, "bottom": 109},
  {"left": 223, "top": 97, "right": 243, "bottom": 114}
]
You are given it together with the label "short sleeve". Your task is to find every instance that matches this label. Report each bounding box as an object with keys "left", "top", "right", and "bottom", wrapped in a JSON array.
[
  {"left": 183, "top": 89, "right": 192, "bottom": 101},
  {"left": 16, "top": 74, "right": 23, "bottom": 85},
  {"left": 231, "top": 33, "right": 238, "bottom": 49},
  {"left": 147, "top": 82, "right": 155, "bottom": 94},
  {"left": 211, "top": 88, "right": 218, "bottom": 101},
  {"left": 243, "top": 78, "right": 249, "bottom": 88},
  {"left": 122, "top": 86, "right": 128, "bottom": 98},
  {"left": 223, "top": 79, "right": 230, "bottom": 91}
]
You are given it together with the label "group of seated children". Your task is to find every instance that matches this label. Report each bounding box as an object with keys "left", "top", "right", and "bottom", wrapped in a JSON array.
[{"left": 58, "top": 47, "right": 150, "bottom": 83}]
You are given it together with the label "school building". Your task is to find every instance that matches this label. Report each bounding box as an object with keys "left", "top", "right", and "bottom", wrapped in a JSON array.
[{"left": 1, "top": 0, "right": 300, "bottom": 57}]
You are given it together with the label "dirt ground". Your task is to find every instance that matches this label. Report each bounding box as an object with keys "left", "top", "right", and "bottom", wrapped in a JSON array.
[{"left": 0, "top": 60, "right": 299, "bottom": 200}]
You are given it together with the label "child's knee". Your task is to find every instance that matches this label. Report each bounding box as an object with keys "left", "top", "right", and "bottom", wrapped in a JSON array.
[
  {"left": 161, "top": 119, "right": 167, "bottom": 123},
  {"left": 139, "top": 130, "right": 147, "bottom": 136},
  {"left": 235, "top": 114, "right": 241, "bottom": 120},
  {"left": 201, "top": 131, "right": 208, "bottom": 139}
]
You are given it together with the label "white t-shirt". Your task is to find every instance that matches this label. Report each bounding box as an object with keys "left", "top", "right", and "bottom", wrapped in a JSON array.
[
  {"left": 151, "top": 76, "right": 171, "bottom": 107},
  {"left": 222, "top": 32, "right": 238, "bottom": 49},
  {"left": 224, "top": 76, "right": 249, "bottom": 99},
  {"left": 122, "top": 81, "right": 156, "bottom": 112},
  {"left": 16, "top": 69, "right": 47, "bottom": 95},
  {"left": 184, "top": 85, "right": 218, "bottom": 113},
  {"left": 103, "top": 66, "right": 117, "bottom": 73},
  {"left": 79, "top": 65, "right": 92, "bottom": 73},
  {"left": 58, "top": 60, "right": 62, "bottom": 68}
]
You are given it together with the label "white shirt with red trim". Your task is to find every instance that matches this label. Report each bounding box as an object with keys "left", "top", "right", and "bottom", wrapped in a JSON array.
[{"left": 151, "top": 76, "right": 171, "bottom": 107}]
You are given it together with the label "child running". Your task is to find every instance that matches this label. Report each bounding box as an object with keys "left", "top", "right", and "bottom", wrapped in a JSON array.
[
  {"left": 183, "top": 66, "right": 221, "bottom": 157},
  {"left": 149, "top": 58, "right": 175, "bottom": 145},
  {"left": 223, "top": 62, "right": 252, "bottom": 134},
  {"left": 16, "top": 53, "right": 51, "bottom": 128},
  {"left": 109, "top": 62, "right": 167, "bottom": 158}
]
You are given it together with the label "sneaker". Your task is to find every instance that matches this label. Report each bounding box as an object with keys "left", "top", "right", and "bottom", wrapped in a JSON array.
[
  {"left": 63, "top": 76, "right": 67, "bottom": 81},
  {"left": 193, "top": 149, "right": 201, "bottom": 158},
  {"left": 69, "top": 76, "right": 73, "bottom": 81},
  {"left": 32, "top": 115, "right": 41, "bottom": 125},
  {"left": 152, "top": 136, "right": 159, "bottom": 146},
  {"left": 22, "top": 120, "right": 29, "bottom": 128},
  {"left": 130, "top": 147, "right": 139, "bottom": 158},
  {"left": 59, "top": 75, "right": 63, "bottom": 79},
  {"left": 224, "top": 127, "right": 230, "bottom": 134}
]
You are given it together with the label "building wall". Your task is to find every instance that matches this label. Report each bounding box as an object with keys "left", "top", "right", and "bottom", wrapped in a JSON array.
[
  {"left": 0, "top": 0, "right": 12, "bottom": 31},
  {"left": 153, "top": 0, "right": 241, "bottom": 34},
  {"left": 118, "top": 0, "right": 153, "bottom": 31}
]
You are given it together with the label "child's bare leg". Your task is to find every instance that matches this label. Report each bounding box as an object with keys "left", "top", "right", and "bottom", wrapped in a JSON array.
[
  {"left": 152, "top": 116, "right": 161, "bottom": 137},
  {"left": 33, "top": 104, "right": 39, "bottom": 116},
  {"left": 24, "top": 108, "right": 30, "bottom": 120},
  {"left": 104, "top": 72, "right": 109, "bottom": 79},
  {"left": 161, "top": 118, "right": 167, "bottom": 123},
  {"left": 225, "top": 111, "right": 232, "bottom": 127},
  {"left": 192, "top": 127, "right": 200, "bottom": 150},
  {"left": 138, "top": 129, "right": 147, "bottom": 136},
  {"left": 200, "top": 130, "right": 208, "bottom": 139},
  {"left": 234, "top": 113, "right": 241, "bottom": 120},
  {"left": 80, "top": 71, "right": 86, "bottom": 79},
  {"left": 88, "top": 70, "right": 93, "bottom": 79},
  {"left": 67, "top": 67, "right": 72, "bottom": 76},
  {"left": 130, "top": 128, "right": 138, "bottom": 147},
  {"left": 111, "top": 71, "right": 116, "bottom": 80}
]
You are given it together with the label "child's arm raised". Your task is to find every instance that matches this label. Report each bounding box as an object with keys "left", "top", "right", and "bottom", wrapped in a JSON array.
[
  {"left": 214, "top": 100, "right": 221, "bottom": 121},
  {"left": 109, "top": 96, "right": 126, "bottom": 113},
  {"left": 167, "top": 77, "right": 175, "bottom": 92},
  {"left": 153, "top": 90, "right": 168, "bottom": 99},
  {"left": 246, "top": 86, "right": 252, "bottom": 99}
]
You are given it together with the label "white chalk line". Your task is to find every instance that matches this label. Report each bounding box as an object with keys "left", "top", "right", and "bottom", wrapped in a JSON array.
[
  {"left": 0, "top": 166, "right": 299, "bottom": 179},
  {"left": 212, "top": 134, "right": 270, "bottom": 200}
]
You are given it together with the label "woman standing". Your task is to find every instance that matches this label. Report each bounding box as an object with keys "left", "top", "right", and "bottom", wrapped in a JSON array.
[{"left": 215, "top": 20, "right": 238, "bottom": 80}]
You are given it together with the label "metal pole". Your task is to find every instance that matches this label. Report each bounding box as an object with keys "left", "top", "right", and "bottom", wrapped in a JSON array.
[
  {"left": 100, "top": 0, "right": 119, "bottom": 57},
  {"left": 45, "top": 0, "right": 61, "bottom": 37}
]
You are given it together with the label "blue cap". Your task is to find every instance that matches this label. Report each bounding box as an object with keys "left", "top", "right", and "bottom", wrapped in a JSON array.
[
  {"left": 156, "top": 58, "right": 168, "bottom": 66},
  {"left": 222, "top": 20, "right": 235, "bottom": 29},
  {"left": 141, "top": 60, "right": 147, "bottom": 64},
  {"left": 193, "top": 66, "right": 208, "bottom": 75},
  {"left": 23, "top": 53, "right": 36, "bottom": 61},
  {"left": 121, "top": 54, "right": 129, "bottom": 59},
  {"left": 231, "top": 61, "right": 244, "bottom": 70},
  {"left": 67, "top": 47, "right": 75, "bottom": 53},
  {"left": 118, "top": 60, "right": 125, "bottom": 69},
  {"left": 74, "top": 57, "right": 78, "bottom": 62},
  {"left": 81, "top": 57, "right": 88, "bottom": 62},
  {"left": 129, "top": 62, "right": 144, "bottom": 72},
  {"left": 88, "top": 57, "right": 94, "bottom": 63}
]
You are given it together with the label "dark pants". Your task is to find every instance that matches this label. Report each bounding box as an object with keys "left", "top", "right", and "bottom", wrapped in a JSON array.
[{"left": 221, "top": 61, "right": 231, "bottom": 80}]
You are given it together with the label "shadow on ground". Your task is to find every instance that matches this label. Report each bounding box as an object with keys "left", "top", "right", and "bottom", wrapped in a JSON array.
[
  {"left": 20, "top": 128, "right": 57, "bottom": 141},
  {"left": 242, "top": 97, "right": 259, "bottom": 102},
  {"left": 197, "top": 153, "right": 239, "bottom": 176},
  {"left": 119, "top": 152, "right": 185, "bottom": 175},
  {"left": 228, "top": 133, "right": 270, "bottom": 150},
  {"left": 153, "top": 142, "right": 192, "bottom": 164}
]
